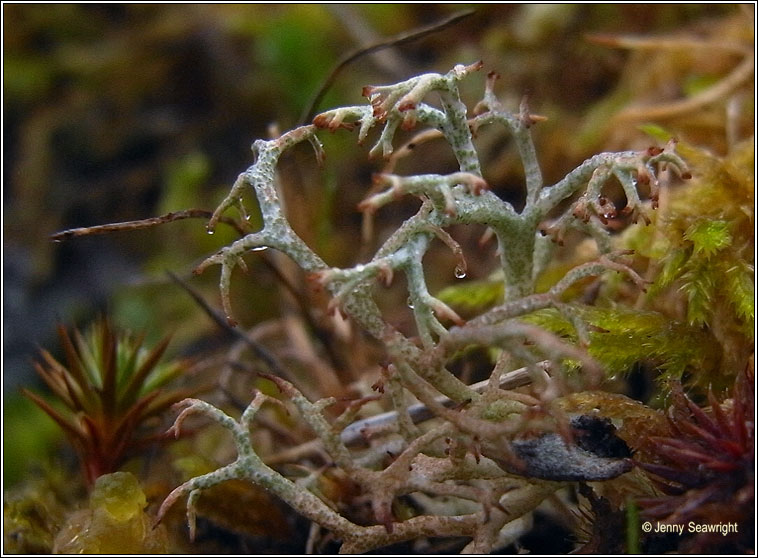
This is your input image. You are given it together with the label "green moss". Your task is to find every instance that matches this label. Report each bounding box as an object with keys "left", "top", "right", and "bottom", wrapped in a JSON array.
[
  {"left": 3, "top": 476, "right": 68, "bottom": 554},
  {"left": 646, "top": 138, "right": 753, "bottom": 377},
  {"left": 684, "top": 220, "right": 732, "bottom": 257},
  {"left": 523, "top": 305, "right": 718, "bottom": 381}
]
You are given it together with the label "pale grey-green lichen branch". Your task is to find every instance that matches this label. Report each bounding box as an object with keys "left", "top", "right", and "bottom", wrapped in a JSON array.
[{"left": 160, "top": 62, "right": 689, "bottom": 553}]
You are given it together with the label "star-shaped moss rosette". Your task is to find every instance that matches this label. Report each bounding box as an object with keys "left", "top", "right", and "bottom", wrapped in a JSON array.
[
  {"left": 635, "top": 362, "right": 754, "bottom": 553},
  {"left": 23, "top": 318, "right": 201, "bottom": 485}
]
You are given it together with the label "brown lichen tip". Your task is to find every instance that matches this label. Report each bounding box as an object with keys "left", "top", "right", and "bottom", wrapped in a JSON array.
[
  {"left": 397, "top": 100, "right": 416, "bottom": 112},
  {"left": 257, "top": 373, "right": 296, "bottom": 399},
  {"left": 312, "top": 113, "right": 329, "bottom": 128},
  {"left": 305, "top": 270, "right": 328, "bottom": 290},
  {"left": 459, "top": 60, "right": 484, "bottom": 74},
  {"left": 377, "top": 263, "right": 394, "bottom": 287},
  {"left": 312, "top": 112, "right": 355, "bottom": 132},
  {"left": 400, "top": 114, "right": 417, "bottom": 130},
  {"left": 466, "top": 176, "right": 489, "bottom": 196}
]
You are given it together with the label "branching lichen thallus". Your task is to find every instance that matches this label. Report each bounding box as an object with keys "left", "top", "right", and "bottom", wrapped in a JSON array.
[{"left": 156, "top": 62, "right": 689, "bottom": 553}]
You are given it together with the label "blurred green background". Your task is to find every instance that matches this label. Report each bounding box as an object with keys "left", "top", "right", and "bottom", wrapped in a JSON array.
[{"left": 3, "top": 4, "right": 746, "bottom": 485}]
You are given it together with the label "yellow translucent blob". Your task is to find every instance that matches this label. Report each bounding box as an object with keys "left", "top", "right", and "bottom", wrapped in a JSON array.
[{"left": 53, "top": 472, "right": 168, "bottom": 554}]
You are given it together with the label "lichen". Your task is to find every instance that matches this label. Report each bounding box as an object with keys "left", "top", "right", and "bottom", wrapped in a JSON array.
[{"left": 154, "top": 63, "right": 696, "bottom": 553}]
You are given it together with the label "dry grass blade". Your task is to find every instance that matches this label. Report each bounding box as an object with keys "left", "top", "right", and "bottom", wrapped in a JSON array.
[
  {"left": 586, "top": 33, "right": 750, "bottom": 55},
  {"left": 614, "top": 52, "right": 754, "bottom": 123}
]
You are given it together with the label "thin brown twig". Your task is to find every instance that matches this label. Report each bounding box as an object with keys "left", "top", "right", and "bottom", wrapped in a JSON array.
[
  {"left": 50, "top": 209, "right": 248, "bottom": 241},
  {"left": 257, "top": 255, "right": 349, "bottom": 375},
  {"left": 300, "top": 9, "right": 475, "bottom": 124},
  {"left": 166, "top": 270, "right": 295, "bottom": 384},
  {"left": 50, "top": 205, "right": 349, "bottom": 377}
]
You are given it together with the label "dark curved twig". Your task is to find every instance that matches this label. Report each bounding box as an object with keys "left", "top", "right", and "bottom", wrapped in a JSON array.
[
  {"left": 50, "top": 209, "right": 248, "bottom": 241},
  {"left": 300, "top": 9, "right": 475, "bottom": 124},
  {"left": 166, "top": 270, "right": 292, "bottom": 382}
]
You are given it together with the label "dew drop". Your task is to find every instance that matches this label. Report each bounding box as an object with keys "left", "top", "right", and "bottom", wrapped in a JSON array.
[
  {"left": 454, "top": 266, "right": 467, "bottom": 279},
  {"left": 406, "top": 297, "right": 415, "bottom": 309},
  {"left": 250, "top": 245, "right": 268, "bottom": 252},
  {"left": 206, "top": 228, "right": 215, "bottom": 235}
]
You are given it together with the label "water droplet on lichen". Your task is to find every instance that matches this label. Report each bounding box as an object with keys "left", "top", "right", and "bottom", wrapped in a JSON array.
[
  {"left": 407, "top": 297, "right": 415, "bottom": 309},
  {"left": 454, "top": 266, "right": 467, "bottom": 279},
  {"left": 250, "top": 246, "right": 268, "bottom": 252}
]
